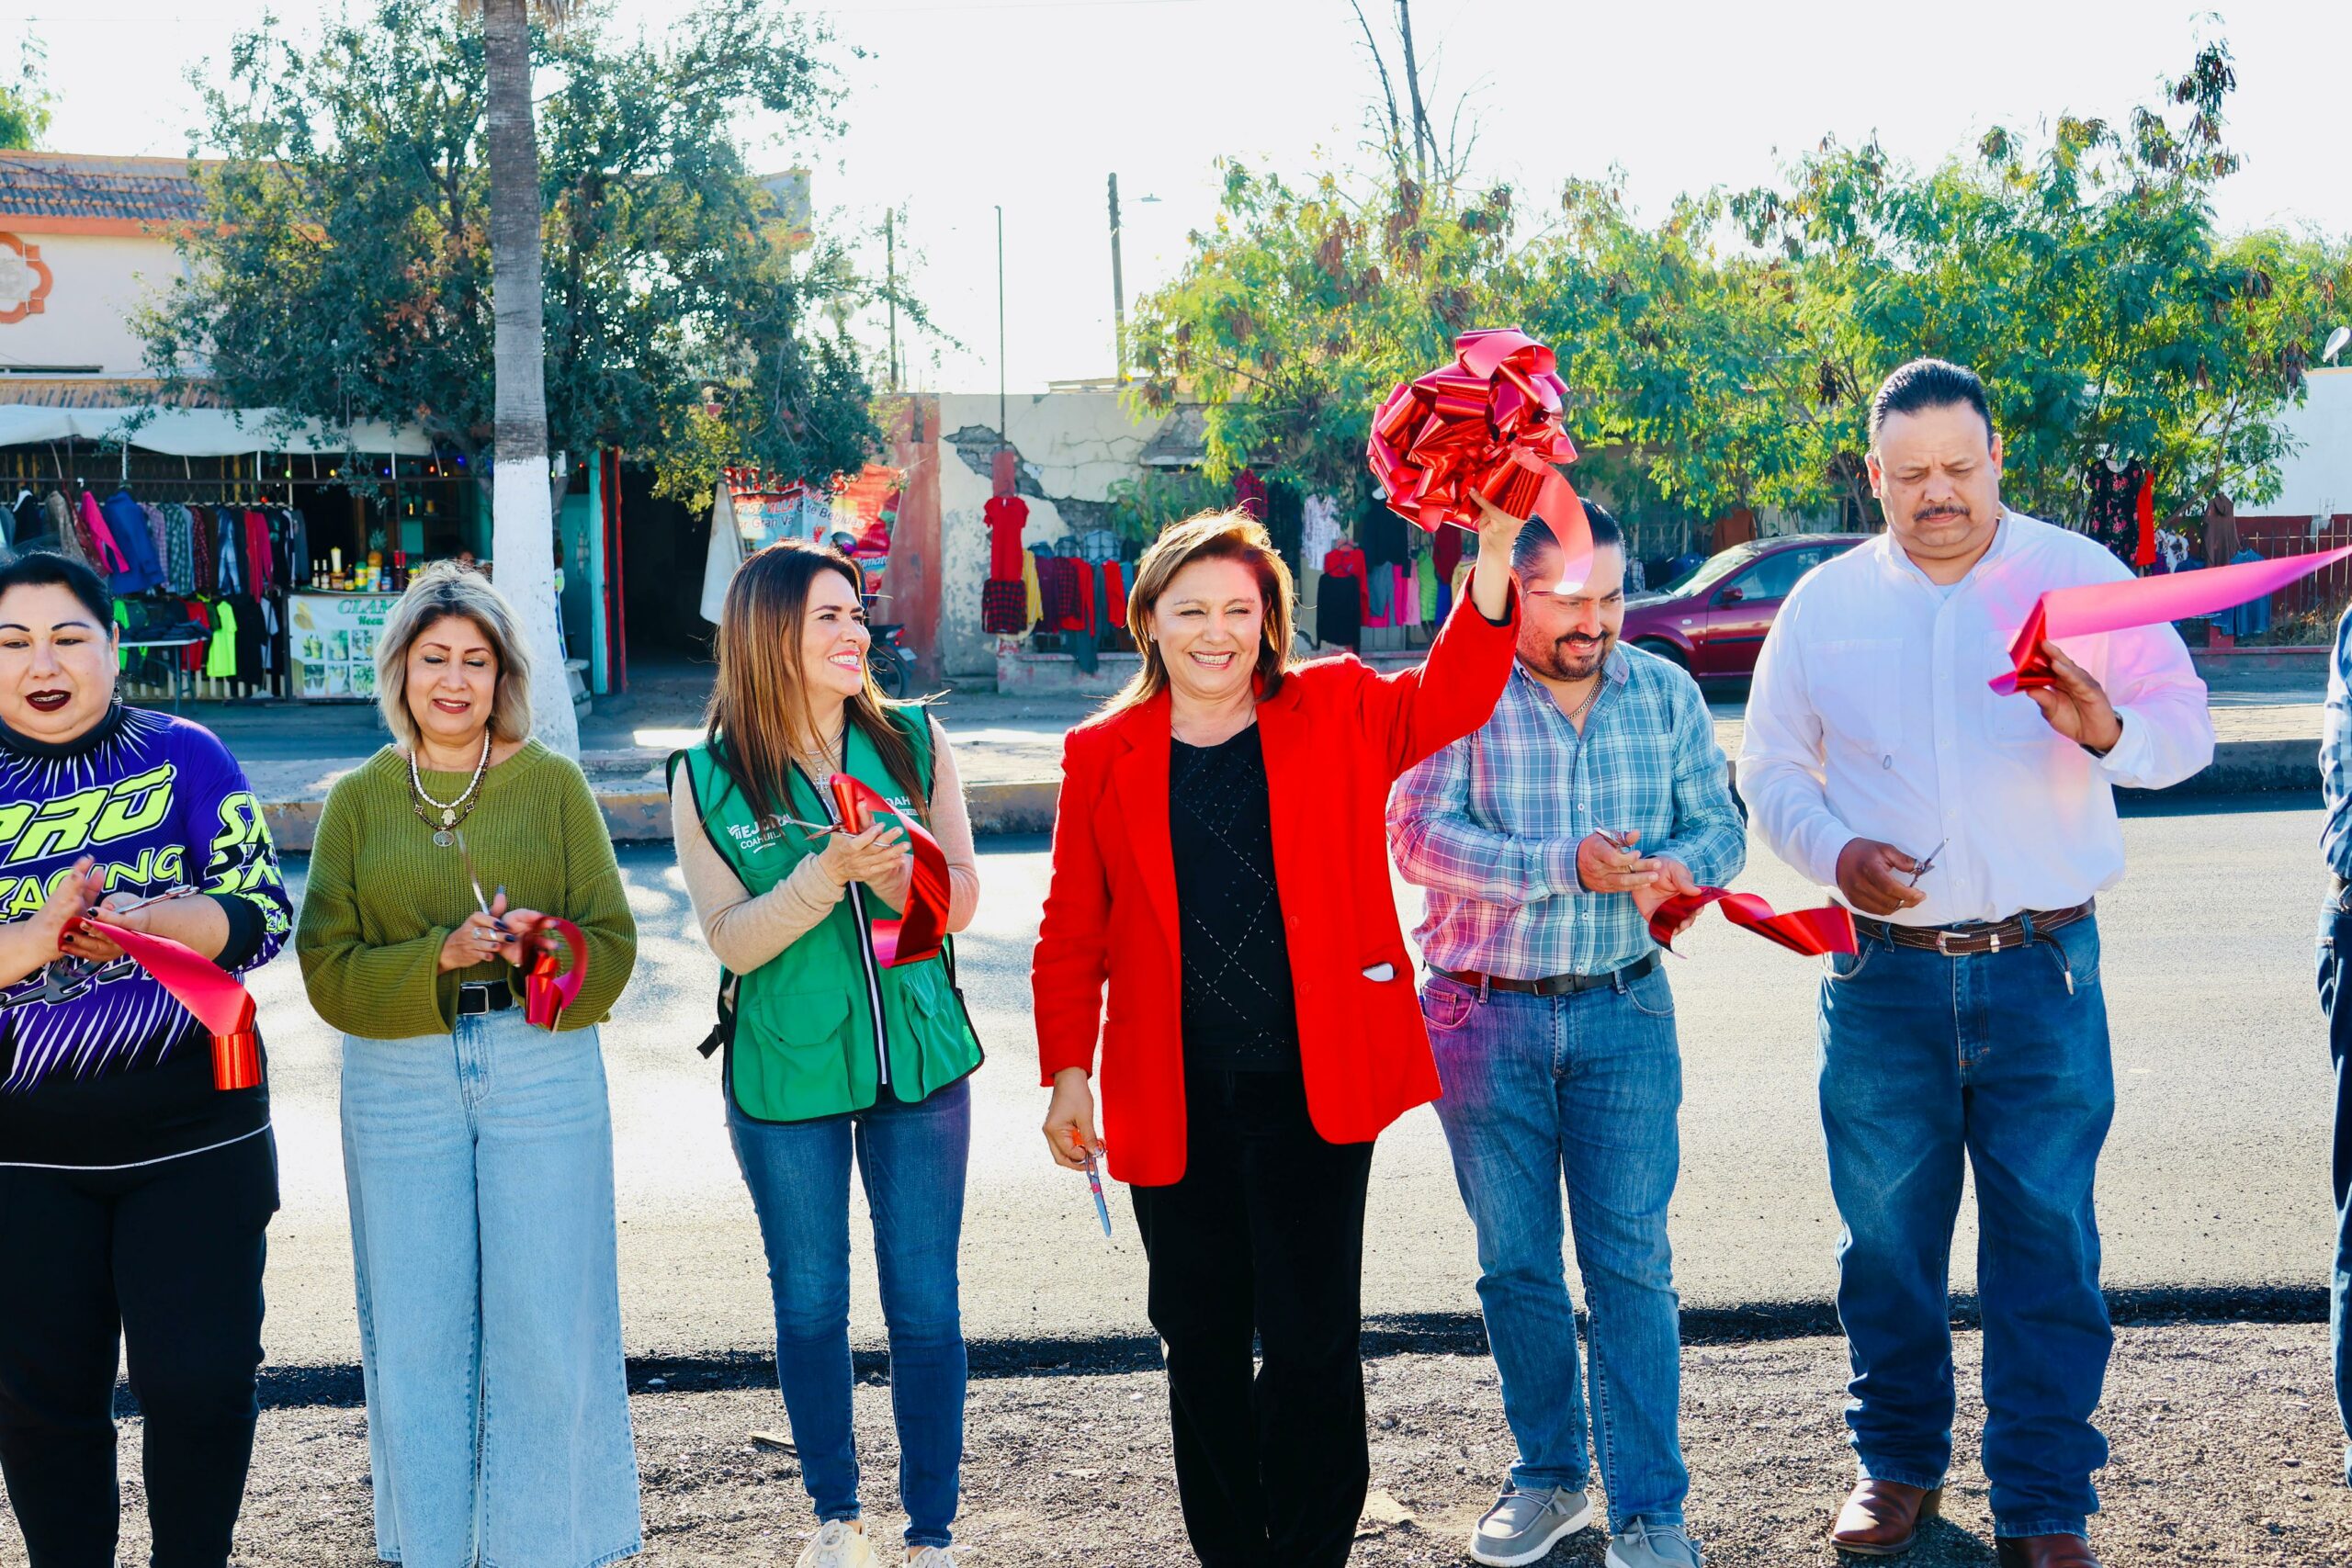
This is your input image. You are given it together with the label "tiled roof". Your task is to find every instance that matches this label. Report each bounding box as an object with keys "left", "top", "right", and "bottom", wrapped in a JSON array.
[
  {"left": 0, "top": 152, "right": 215, "bottom": 226},
  {"left": 0, "top": 378, "right": 222, "bottom": 409}
]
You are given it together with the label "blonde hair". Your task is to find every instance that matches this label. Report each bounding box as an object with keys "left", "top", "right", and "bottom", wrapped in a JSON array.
[
  {"left": 376, "top": 560, "right": 536, "bottom": 749},
  {"left": 705, "top": 541, "right": 929, "bottom": 826},
  {"left": 1101, "top": 509, "right": 1297, "bottom": 717}
]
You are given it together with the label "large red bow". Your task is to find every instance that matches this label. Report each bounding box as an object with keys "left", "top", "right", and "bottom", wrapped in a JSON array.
[
  {"left": 1649, "top": 888, "right": 1857, "bottom": 958},
  {"left": 1367, "top": 327, "right": 1594, "bottom": 593},
  {"left": 522, "top": 918, "right": 588, "bottom": 1030},
  {"left": 64, "top": 916, "right": 261, "bottom": 1090},
  {"left": 829, "top": 774, "right": 950, "bottom": 967}
]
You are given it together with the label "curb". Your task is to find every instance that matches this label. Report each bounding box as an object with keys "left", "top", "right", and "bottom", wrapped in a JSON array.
[{"left": 261, "top": 739, "right": 2321, "bottom": 853}]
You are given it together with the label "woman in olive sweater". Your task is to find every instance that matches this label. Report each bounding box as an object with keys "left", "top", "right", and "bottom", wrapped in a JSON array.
[{"left": 296, "top": 563, "right": 639, "bottom": 1568}]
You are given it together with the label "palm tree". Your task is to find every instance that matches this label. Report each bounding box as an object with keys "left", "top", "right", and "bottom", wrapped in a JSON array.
[{"left": 475, "top": 0, "right": 579, "bottom": 753}]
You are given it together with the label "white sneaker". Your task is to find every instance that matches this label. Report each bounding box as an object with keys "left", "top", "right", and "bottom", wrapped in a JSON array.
[
  {"left": 796, "top": 1519, "right": 878, "bottom": 1568},
  {"left": 905, "top": 1550, "right": 956, "bottom": 1568}
]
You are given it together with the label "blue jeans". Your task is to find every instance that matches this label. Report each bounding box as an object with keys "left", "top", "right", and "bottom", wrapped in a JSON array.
[
  {"left": 2315, "top": 897, "right": 2352, "bottom": 1486},
  {"left": 1819, "top": 912, "right": 2112, "bottom": 1540},
  {"left": 340, "top": 1010, "right": 639, "bottom": 1568},
  {"left": 1421, "top": 962, "right": 1688, "bottom": 1529},
  {"left": 728, "top": 1078, "right": 970, "bottom": 1550}
]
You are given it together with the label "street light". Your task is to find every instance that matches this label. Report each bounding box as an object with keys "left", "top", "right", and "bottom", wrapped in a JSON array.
[
  {"left": 1107, "top": 175, "right": 1161, "bottom": 383},
  {"left": 2325, "top": 325, "right": 2350, "bottom": 366}
]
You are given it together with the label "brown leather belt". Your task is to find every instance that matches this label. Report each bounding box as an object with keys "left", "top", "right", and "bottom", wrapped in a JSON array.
[
  {"left": 1433, "top": 951, "right": 1660, "bottom": 997},
  {"left": 1851, "top": 900, "right": 2092, "bottom": 956}
]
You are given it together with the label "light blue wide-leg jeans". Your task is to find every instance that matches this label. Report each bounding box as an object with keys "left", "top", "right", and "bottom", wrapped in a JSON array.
[{"left": 341, "top": 1008, "right": 640, "bottom": 1568}]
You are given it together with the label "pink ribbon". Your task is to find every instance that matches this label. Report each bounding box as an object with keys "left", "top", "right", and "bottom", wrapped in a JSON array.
[
  {"left": 1990, "top": 547, "right": 2352, "bottom": 694},
  {"left": 65, "top": 916, "right": 261, "bottom": 1090},
  {"left": 1649, "top": 888, "right": 1859, "bottom": 958},
  {"left": 1365, "top": 327, "right": 1595, "bottom": 593},
  {"left": 522, "top": 918, "right": 588, "bottom": 1030},
  {"left": 829, "top": 774, "right": 950, "bottom": 968}
]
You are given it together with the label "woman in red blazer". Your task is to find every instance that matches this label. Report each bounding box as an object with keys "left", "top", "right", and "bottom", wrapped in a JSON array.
[{"left": 1034, "top": 501, "right": 1522, "bottom": 1567}]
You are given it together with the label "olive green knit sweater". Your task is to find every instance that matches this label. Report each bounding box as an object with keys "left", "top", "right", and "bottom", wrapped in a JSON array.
[{"left": 296, "top": 741, "right": 637, "bottom": 1039}]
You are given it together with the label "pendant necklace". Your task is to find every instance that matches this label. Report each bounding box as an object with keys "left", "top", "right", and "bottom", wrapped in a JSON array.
[{"left": 411, "top": 733, "right": 492, "bottom": 847}]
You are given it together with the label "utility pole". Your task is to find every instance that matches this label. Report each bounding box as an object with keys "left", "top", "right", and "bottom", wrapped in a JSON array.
[
  {"left": 1108, "top": 173, "right": 1127, "bottom": 381},
  {"left": 884, "top": 207, "right": 899, "bottom": 392},
  {"left": 995, "top": 204, "right": 1007, "bottom": 459}
]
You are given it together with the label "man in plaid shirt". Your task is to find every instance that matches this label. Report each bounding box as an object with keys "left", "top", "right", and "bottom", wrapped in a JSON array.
[{"left": 1387, "top": 502, "right": 1744, "bottom": 1568}]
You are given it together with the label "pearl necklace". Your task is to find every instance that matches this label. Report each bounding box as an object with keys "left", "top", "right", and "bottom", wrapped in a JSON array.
[{"left": 410, "top": 733, "right": 492, "bottom": 846}]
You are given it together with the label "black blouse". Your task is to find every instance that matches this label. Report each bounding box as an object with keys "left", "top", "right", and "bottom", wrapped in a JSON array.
[{"left": 1169, "top": 723, "right": 1301, "bottom": 1072}]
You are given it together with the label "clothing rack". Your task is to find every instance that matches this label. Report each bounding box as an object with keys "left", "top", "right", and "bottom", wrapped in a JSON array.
[{"left": 6, "top": 478, "right": 311, "bottom": 705}]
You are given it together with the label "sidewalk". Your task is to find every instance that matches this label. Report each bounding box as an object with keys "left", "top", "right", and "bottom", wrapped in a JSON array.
[{"left": 196, "top": 667, "right": 2333, "bottom": 852}]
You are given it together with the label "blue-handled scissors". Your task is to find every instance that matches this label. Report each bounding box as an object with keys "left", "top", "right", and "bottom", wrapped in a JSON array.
[{"left": 1080, "top": 1144, "right": 1114, "bottom": 1238}]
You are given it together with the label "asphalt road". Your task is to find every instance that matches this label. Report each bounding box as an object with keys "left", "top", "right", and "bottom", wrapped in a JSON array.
[{"left": 250, "top": 798, "right": 2340, "bottom": 1371}]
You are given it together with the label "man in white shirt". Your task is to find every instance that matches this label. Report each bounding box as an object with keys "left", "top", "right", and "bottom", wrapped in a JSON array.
[{"left": 1739, "top": 359, "right": 2213, "bottom": 1568}]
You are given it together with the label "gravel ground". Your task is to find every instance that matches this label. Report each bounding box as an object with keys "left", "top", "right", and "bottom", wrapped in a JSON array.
[{"left": 12, "top": 1324, "right": 2350, "bottom": 1566}]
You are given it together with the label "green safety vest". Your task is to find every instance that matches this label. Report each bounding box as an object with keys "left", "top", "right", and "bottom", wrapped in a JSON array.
[{"left": 670, "top": 713, "right": 982, "bottom": 1123}]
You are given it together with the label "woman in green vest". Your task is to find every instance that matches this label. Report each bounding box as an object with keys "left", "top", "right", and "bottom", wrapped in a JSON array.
[{"left": 669, "top": 540, "right": 982, "bottom": 1568}]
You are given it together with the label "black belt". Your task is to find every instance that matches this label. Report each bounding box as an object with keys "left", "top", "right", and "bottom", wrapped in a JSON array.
[
  {"left": 457, "top": 979, "right": 514, "bottom": 1016},
  {"left": 1434, "top": 951, "right": 1659, "bottom": 998},
  {"left": 1851, "top": 900, "right": 2092, "bottom": 956}
]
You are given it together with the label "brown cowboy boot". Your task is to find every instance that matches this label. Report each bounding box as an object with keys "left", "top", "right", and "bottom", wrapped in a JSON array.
[
  {"left": 1995, "top": 1535, "right": 2099, "bottom": 1567},
  {"left": 1827, "top": 1479, "right": 1942, "bottom": 1555}
]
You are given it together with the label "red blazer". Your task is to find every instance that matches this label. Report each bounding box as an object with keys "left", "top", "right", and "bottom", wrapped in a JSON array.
[{"left": 1031, "top": 589, "right": 1520, "bottom": 1186}]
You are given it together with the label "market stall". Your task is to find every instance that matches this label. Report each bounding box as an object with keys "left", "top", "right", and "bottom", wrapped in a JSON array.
[{"left": 0, "top": 409, "right": 481, "bottom": 704}]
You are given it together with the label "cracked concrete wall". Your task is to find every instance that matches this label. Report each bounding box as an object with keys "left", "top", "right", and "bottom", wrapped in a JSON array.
[{"left": 936, "top": 390, "right": 1170, "bottom": 679}]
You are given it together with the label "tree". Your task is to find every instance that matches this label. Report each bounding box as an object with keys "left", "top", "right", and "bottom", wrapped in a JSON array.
[
  {"left": 479, "top": 0, "right": 571, "bottom": 750},
  {"left": 1138, "top": 36, "right": 2351, "bottom": 547},
  {"left": 1732, "top": 41, "right": 2337, "bottom": 523},
  {"left": 0, "top": 32, "right": 53, "bottom": 150},
  {"left": 1125, "top": 160, "right": 1531, "bottom": 498},
  {"left": 140, "top": 0, "right": 886, "bottom": 741}
]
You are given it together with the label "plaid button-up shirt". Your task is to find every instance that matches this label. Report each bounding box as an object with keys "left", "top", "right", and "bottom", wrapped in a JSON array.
[{"left": 1387, "top": 644, "right": 1747, "bottom": 980}]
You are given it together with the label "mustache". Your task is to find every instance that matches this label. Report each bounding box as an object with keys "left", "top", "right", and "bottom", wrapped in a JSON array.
[{"left": 1915, "top": 507, "right": 1969, "bottom": 523}]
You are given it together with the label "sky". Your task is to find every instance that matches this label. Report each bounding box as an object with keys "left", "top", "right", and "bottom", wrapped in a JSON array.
[{"left": 17, "top": 0, "right": 2352, "bottom": 394}]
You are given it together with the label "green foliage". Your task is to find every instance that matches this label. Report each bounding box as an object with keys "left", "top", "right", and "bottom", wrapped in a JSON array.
[
  {"left": 1131, "top": 40, "right": 2349, "bottom": 533},
  {"left": 1104, "top": 468, "right": 1230, "bottom": 546},
  {"left": 0, "top": 32, "right": 54, "bottom": 150},
  {"left": 1125, "top": 162, "right": 1530, "bottom": 499},
  {"left": 137, "top": 0, "right": 897, "bottom": 507},
  {"left": 1732, "top": 41, "right": 2341, "bottom": 520}
]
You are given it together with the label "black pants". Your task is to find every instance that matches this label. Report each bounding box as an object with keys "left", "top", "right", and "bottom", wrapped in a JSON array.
[
  {"left": 1130, "top": 1069, "right": 1375, "bottom": 1568},
  {"left": 0, "top": 1130, "right": 277, "bottom": 1568}
]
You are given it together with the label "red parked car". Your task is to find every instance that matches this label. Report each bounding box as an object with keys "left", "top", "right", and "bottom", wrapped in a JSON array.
[{"left": 1620, "top": 533, "right": 1873, "bottom": 680}]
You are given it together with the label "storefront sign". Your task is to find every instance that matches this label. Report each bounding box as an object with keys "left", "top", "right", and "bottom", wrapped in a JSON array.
[{"left": 289, "top": 591, "right": 399, "bottom": 700}]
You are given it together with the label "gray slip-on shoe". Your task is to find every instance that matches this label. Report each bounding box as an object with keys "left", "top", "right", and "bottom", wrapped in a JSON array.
[
  {"left": 1467, "top": 1484, "right": 1596, "bottom": 1566},
  {"left": 1606, "top": 1517, "right": 1702, "bottom": 1568}
]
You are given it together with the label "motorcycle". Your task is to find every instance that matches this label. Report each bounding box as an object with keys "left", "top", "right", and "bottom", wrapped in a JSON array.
[{"left": 866, "top": 620, "right": 914, "bottom": 700}]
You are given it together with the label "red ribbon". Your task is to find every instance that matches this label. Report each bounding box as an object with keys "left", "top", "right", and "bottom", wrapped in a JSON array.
[
  {"left": 829, "top": 773, "right": 950, "bottom": 968},
  {"left": 1365, "top": 327, "right": 1595, "bottom": 593},
  {"left": 1990, "top": 546, "right": 2352, "bottom": 694},
  {"left": 64, "top": 916, "right": 261, "bottom": 1090},
  {"left": 522, "top": 918, "right": 588, "bottom": 1030},
  {"left": 1649, "top": 888, "right": 1858, "bottom": 958}
]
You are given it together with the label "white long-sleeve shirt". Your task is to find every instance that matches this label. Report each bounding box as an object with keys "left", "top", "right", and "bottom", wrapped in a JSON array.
[{"left": 1738, "top": 512, "right": 2214, "bottom": 926}]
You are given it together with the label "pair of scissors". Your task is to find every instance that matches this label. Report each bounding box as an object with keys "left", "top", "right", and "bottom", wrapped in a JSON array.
[
  {"left": 452, "top": 830, "right": 509, "bottom": 935},
  {"left": 1071, "top": 1134, "right": 1114, "bottom": 1238},
  {"left": 104, "top": 884, "right": 198, "bottom": 917},
  {"left": 1594, "top": 827, "right": 1641, "bottom": 855},
  {"left": 1907, "top": 839, "right": 1948, "bottom": 887}
]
